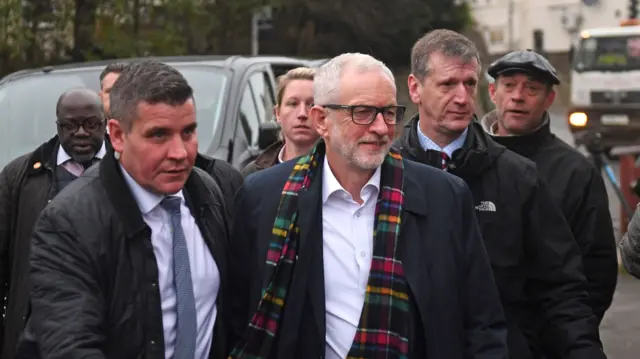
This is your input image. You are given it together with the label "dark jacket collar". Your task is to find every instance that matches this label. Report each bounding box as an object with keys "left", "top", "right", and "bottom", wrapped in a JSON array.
[
  {"left": 254, "top": 140, "right": 284, "bottom": 170},
  {"left": 395, "top": 113, "right": 506, "bottom": 178},
  {"left": 194, "top": 152, "right": 216, "bottom": 174},
  {"left": 25, "top": 136, "right": 60, "bottom": 176},
  {"left": 485, "top": 111, "right": 554, "bottom": 157},
  {"left": 100, "top": 149, "right": 215, "bottom": 238},
  {"left": 26, "top": 134, "right": 113, "bottom": 177},
  {"left": 401, "top": 161, "right": 429, "bottom": 217}
]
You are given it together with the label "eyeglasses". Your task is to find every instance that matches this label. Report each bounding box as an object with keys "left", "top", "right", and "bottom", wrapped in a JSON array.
[
  {"left": 321, "top": 104, "right": 406, "bottom": 125},
  {"left": 56, "top": 120, "right": 104, "bottom": 133}
]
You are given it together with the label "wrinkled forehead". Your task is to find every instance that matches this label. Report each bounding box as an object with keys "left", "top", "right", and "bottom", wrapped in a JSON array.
[
  {"left": 338, "top": 68, "right": 397, "bottom": 104},
  {"left": 428, "top": 53, "right": 480, "bottom": 80}
]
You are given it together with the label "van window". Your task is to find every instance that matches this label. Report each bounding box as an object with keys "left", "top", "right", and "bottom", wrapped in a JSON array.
[
  {"left": 0, "top": 66, "right": 229, "bottom": 169},
  {"left": 248, "top": 71, "right": 276, "bottom": 123}
]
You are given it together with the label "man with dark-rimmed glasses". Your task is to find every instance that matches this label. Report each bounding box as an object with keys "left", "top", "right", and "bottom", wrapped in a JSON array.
[
  {"left": 228, "top": 52, "right": 508, "bottom": 359},
  {"left": 320, "top": 104, "right": 405, "bottom": 127},
  {"left": 0, "top": 88, "right": 109, "bottom": 359}
]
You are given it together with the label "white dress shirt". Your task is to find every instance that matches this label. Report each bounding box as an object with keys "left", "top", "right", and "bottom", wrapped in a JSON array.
[
  {"left": 56, "top": 142, "right": 107, "bottom": 176},
  {"left": 321, "top": 158, "right": 381, "bottom": 359},
  {"left": 120, "top": 165, "right": 220, "bottom": 359}
]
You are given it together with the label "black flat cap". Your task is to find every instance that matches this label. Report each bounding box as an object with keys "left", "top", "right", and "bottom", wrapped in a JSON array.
[{"left": 487, "top": 49, "right": 560, "bottom": 85}]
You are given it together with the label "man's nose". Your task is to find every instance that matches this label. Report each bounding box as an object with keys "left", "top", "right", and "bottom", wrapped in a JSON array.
[
  {"left": 368, "top": 113, "right": 390, "bottom": 136},
  {"left": 452, "top": 84, "right": 470, "bottom": 105},
  {"left": 74, "top": 125, "right": 89, "bottom": 136},
  {"left": 167, "top": 136, "right": 188, "bottom": 160},
  {"left": 510, "top": 87, "right": 525, "bottom": 102}
]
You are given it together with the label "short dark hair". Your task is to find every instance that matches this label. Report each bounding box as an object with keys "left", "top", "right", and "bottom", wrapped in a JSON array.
[
  {"left": 99, "top": 62, "right": 128, "bottom": 82},
  {"left": 411, "top": 29, "right": 481, "bottom": 81},
  {"left": 109, "top": 59, "right": 193, "bottom": 131}
]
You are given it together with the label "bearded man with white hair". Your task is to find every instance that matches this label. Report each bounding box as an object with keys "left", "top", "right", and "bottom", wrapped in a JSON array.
[{"left": 227, "top": 53, "right": 509, "bottom": 359}]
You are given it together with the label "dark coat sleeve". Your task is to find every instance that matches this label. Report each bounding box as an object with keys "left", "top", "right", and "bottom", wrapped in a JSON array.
[
  {"left": 455, "top": 179, "right": 509, "bottom": 358},
  {"left": 227, "top": 175, "right": 258, "bottom": 351},
  {"left": 566, "top": 167, "right": 617, "bottom": 323},
  {"left": 0, "top": 157, "right": 26, "bottom": 349},
  {"left": 0, "top": 165, "right": 14, "bottom": 347},
  {"left": 29, "top": 205, "right": 106, "bottom": 358},
  {"left": 207, "top": 159, "right": 244, "bottom": 223},
  {"left": 620, "top": 204, "right": 640, "bottom": 279},
  {"left": 524, "top": 178, "right": 605, "bottom": 359}
]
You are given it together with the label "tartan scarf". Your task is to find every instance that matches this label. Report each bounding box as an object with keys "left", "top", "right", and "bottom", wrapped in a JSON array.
[{"left": 229, "top": 140, "right": 410, "bottom": 359}]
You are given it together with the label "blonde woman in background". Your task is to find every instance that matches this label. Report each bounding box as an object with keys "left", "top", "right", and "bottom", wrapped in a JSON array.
[{"left": 241, "top": 67, "right": 319, "bottom": 177}]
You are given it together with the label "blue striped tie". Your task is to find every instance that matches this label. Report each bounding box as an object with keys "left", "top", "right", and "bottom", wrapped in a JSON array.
[{"left": 161, "top": 196, "right": 197, "bottom": 359}]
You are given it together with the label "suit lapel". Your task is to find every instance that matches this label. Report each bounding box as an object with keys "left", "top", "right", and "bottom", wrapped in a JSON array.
[
  {"left": 296, "top": 166, "right": 326, "bottom": 341},
  {"left": 183, "top": 178, "right": 227, "bottom": 274},
  {"left": 398, "top": 168, "right": 431, "bottom": 338}
]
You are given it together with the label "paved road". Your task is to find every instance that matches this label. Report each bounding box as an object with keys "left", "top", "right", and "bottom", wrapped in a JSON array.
[{"left": 549, "top": 108, "right": 640, "bottom": 359}]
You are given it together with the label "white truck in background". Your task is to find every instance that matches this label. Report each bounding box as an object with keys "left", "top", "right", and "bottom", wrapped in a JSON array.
[{"left": 568, "top": 19, "right": 640, "bottom": 154}]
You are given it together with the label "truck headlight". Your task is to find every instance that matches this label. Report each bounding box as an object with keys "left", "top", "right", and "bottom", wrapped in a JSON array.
[{"left": 569, "top": 112, "right": 588, "bottom": 127}]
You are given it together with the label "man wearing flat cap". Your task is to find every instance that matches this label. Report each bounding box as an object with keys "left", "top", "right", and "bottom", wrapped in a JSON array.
[
  {"left": 481, "top": 50, "right": 617, "bottom": 328},
  {"left": 396, "top": 30, "right": 606, "bottom": 359}
]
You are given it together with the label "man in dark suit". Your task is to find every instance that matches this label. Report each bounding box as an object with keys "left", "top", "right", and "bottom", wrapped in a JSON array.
[
  {"left": 228, "top": 53, "right": 508, "bottom": 359},
  {"left": 19, "top": 60, "right": 230, "bottom": 358},
  {"left": 0, "top": 88, "right": 109, "bottom": 359}
]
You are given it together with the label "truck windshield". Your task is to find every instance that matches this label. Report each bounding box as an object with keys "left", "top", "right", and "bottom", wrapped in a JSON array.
[
  {"left": 0, "top": 65, "right": 228, "bottom": 170},
  {"left": 573, "top": 35, "right": 640, "bottom": 72}
]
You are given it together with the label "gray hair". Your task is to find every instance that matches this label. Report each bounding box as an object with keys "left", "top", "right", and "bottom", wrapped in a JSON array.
[
  {"left": 411, "top": 29, "right": 482, "bottom": 81},
  {"left": 314, "top": 53, "right": 395, "bottom": 105},
  {"left": 109, "top": 60, "right": 193, "bottom": 131}
]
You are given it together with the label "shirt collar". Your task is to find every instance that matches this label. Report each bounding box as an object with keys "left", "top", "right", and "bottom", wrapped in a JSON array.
[
  {"left": 321, "top": 156, "right": 381, "bottom": 204},
  {"left": 119, "top": 162, "right": 185, "bottom": 215},
  {"left": 277, "top": 146, "right": 285, "bottom": 163},
  {"left": 416, "top": 122, "right": 468, "bottom": 158},
  {"left": 56, "top": 141, "right": 108, "bottom": 166}
]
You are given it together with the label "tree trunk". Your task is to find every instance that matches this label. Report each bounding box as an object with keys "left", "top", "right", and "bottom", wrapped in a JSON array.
[{"left": 71, "top": 0, "right": 98, "bottom": 62}]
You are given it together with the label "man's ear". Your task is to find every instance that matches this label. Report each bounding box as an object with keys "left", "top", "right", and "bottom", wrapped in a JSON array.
[
  {"left": 488, "top": 82, "right": 497, "bottom": 104},
  {"left": 408, "top": 74, "right": 423, "bottom": 105},
  {"left": 543, "top": 88, "right": 556, "bottom": 111},
  {"left": 107, "top": 119, "right": 125, "bottom": 154},
  {"left": 310, "top": 105, "right": 329, "bottom": 138}
]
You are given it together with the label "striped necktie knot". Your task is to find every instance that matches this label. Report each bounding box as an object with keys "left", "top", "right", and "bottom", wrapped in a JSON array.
[{"left": 441, "top": 152, "right": 450, "bottom": 169}]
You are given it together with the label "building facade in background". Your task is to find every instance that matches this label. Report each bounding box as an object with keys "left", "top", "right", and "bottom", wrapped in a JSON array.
[{"left": 470, "top": 0, "right": 632, "bottom": 55}]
